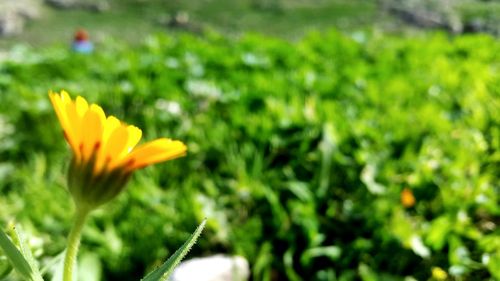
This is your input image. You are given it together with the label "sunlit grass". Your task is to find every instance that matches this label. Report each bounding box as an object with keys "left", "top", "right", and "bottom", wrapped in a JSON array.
[{"left": 1, "top": 0, "right": 381, "bottom": 48}]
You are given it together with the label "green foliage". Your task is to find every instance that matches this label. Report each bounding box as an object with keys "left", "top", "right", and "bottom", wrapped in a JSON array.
[
  {"left": 0, "top": 29, "right": 499, "bottom": 280},
  {"left": 142, "top": 219, "right": 206, "bottom": 281},
  {"left": 0, "top": 225, "right": 43, "bottom": 281}
]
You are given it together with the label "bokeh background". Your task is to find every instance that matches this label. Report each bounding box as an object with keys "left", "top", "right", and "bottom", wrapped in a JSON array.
[{"left": 0, "top": 0, "right": 499, "bottom": 280}]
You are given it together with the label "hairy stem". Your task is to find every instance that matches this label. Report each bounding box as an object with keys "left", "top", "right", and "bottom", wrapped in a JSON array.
[{"left": 63, "top": 208, "right": 89, "bottom": 281}]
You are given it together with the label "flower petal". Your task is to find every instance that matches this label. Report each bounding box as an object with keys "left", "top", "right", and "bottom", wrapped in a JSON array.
[
  {"left": 95, "top": 116, "right": 122, "bottom": 172},
  {"left": 105, "top": 125, "right": 129, "bottom": 170},
  {"left": 49, "top": 92, "right": 79, "bottom": 153},
  {"left": 102, "top": 116, "right": 121, "bottom": 145},
  {"left": 75, "top": 96, "right": 89, "bottom": 118},
  {"left": 64, "top": 98, "right": 84, "bottom": 158},
  {"left": 124, "top": 138, "right": 187, "bottom": 170},
  {"left": 90, "top": 104, "right": 106, "bottom": 126},
  {"left": 125, "top": 125, "right": 142, "bottom": 153},
  {"left": 81, "top": 105, "right": 104, "bottom": 159}
]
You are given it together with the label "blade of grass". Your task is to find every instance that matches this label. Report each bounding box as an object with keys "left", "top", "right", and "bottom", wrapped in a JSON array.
[
  {"left": 141, "top": 219, "right": 206, "bottom": 281},
  {"left": 9, "top": 224, "right": 44, "bottom": 281},
  {"left": 0, "top": 226, "right": 35, "bottom": 281}
]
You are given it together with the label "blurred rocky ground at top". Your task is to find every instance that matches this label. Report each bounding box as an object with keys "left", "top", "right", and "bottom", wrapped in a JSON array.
[
  {"left": 0, "top": 0, "right": 499, "bottom": 44},
  {"left": 0, "top": 0, "right": 108, "bottom": 36},
  {"left": 0, "top": 0, "right": 41, "bottom": 36},
  {"left": 381, "top": 0, "right": 500, "bottom": 35}
]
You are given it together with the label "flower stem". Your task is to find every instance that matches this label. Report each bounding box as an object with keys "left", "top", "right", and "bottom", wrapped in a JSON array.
[{"left": 63, "top": 208, "right": 89, "bottom": 281}]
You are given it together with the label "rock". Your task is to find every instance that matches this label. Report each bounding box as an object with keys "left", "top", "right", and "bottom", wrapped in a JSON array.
[
  {"left": 463, "top": 18, "right": 487, "bottom": 33},
  {"left": 0, "top": 0, "right": 41, "bottom": 36},
  {"left": 382, "top": 0, "right": 463, "bottom": 33},
  {"left": 170, "top": 255, "right": 250, "bottom": 281},
  {"left": 0, "top": 11, "right": 23, "bottom": 36},
  {"left": 162, "top": 11, "right": 204, "bottom": 34},
  {"left": 45, "top": 0, "right": 109, "bottom": 12}
]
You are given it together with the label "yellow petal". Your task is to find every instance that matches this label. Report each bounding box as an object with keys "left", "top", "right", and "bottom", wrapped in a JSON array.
[
  {"left": 124, "top": 138, "right": 187, "bottom": 170},
  {"left": 90, "top": 104, "right": 106, "bottom": 124},
  {"left": 95, "top": 116, "right": 121, "bottom": 172},
  {"left": 65, "top": 98, "right": 84, "bottom": 158},
  {"left": 75, "top": 96, "right": 89, "bottom": 118},
  {"left": 49, "top": 92, "right": 78, "bottom": 152},
  {"left": 48, "top": 92, "right": 67, "bottom": 130},
  {"left": 81, "top": 106, "right": 104, "bottom": 160},
  {"left": 102, "top": 116, "right": 121, "bottom": 145},
  {"left": 105, "top": 125, "right": 129, "bottom": 170},
  {"left": 125, "top": 125, "right": 142, "bottom": 153},
  {"left": 61, "top": 90, "right": 71, "bottom": 103}
]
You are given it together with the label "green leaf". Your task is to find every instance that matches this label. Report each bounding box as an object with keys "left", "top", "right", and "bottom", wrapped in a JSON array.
[
  {"left": 358, "top": 263, "right": 378, "bottom": 281},
  {"left": 0, "top": 225, "right": 36, "bottom": 281},
  {"left": 9, "top": 224, "right": 44, "bottom": 281},
  {"left": 283, "top": 248, "right": 301, "bottom": 281},
  {"left": 426, "top": 215, "right": 452, "bottom": 250},
  {"left": 141, "top": 219, "right": 206, "bottom": 281},
  {"left": 0, "top": 256, "right": 14, "bottom": 279},
  {"left": 487, "top": 252, "right": 500, "bottom": 280},
  {"left": 253, "top": 242, "right": 272, "bottom": 281},
  {"left": 301, "top": 246, "right": 342, "bottom": 266},
  {"left": 77, "top": 253, "right": 102, "bottom": 281}
]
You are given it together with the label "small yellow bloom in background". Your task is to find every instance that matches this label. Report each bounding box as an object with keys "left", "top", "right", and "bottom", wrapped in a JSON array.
[
  {"left": 401, "top": 188, "right": 416, "bottom": 208},
  {"left": 431, "top": 266, "right": 448, "bottom": 280},
  {"left": 49, "top": 90, "right": 187, "bottom": 210}
]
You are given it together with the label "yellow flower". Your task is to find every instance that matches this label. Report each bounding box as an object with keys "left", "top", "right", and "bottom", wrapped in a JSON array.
[
  {"left": 401, "top": 187, "right": 416, "bottom": 208},
  {"left": 49, "top": 90, "right": 187, "bottom": 209},
  {"left": 431, "top": 266, "right": 448, "bottom": 280}
]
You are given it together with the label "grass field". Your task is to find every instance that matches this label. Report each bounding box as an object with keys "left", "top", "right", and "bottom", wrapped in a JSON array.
[
  {"left": 0, "top": 29, "right": 499, "bottom": 280},
  {"left": 1, "top": 0, "right": 387, "bottom": 48},
  {"left": 0, "top": 1, "right": 499, "bottom": 281},
  {"left": 3, "top": 0, "right": 500, "bottom": 49}
]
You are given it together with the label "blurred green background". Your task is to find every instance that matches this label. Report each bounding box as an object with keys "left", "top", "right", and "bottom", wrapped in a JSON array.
[
  {"left": 1, "top": 0, "right": 500, "bottom": 47},
  {"left": 0, "top": 0, "right": 499, "bottom": 281}
]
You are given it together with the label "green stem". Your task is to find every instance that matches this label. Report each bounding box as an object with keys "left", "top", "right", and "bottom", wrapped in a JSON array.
[{"left": 63, "top": 208, "right": 89, "bottom": 281}]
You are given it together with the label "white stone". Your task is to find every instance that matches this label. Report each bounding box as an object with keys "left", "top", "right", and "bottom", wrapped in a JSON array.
[
  {"left": 171, "top": 255, "right": 250, "bottom": 281},
  {"left": 0, "top": 11, "right": 24, "bottom": 36},
  {"left": 0, "top": 0, "right": 41, "bottom": 36}
]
